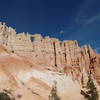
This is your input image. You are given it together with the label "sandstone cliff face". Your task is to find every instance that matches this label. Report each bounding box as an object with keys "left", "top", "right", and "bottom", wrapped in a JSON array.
[
  {"left": 0, "top": 45, "right": 85, "bottom": 100},
  {"left": 0, "top": 22, "right": 100, "bottom": 86}
]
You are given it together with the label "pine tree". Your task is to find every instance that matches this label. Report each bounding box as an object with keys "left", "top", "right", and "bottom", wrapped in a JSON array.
[
  {"left": 49, "top": 82, "right": 61, "bottom": 100},
  {"left": 86, "top": 75, "right": 99, "bottom": 100}
]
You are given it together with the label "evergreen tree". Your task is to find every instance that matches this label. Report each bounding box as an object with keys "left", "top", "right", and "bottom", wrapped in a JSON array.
[
  {"left": 86, "top": 76, "right": 99, "bottom": 100},
  {"left": 49, "top": 82, "right": 61, "bottom": 100},
  {"left": 0, "top": 92, "right": 11, "bottom": 100}
]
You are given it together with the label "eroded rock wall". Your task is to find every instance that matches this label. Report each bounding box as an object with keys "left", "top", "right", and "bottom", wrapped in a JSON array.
[{"left": 0, "top": 22, "right": 100, "bottom": 85}]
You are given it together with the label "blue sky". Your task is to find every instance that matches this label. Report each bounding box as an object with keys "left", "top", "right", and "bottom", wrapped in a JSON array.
[{"left": 0, "top": 0, "right": 100, "bottom": 53}]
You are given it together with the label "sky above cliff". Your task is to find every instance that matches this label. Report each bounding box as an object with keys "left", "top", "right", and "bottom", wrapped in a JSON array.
[{"left": 0, "top": 0, "right": 100, "bottom": 52}]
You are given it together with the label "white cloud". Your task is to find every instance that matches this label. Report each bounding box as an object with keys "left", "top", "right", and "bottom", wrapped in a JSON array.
[
  {"left": 85, "top": 14, "right": 100, "bottom": 24},
  {"left": 59, "top": 30, "right": 64, "bottom": 34}
]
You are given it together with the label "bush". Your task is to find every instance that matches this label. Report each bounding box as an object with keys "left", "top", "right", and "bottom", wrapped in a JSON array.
[{"left": 0, "top": 92, "right": 11, "bottom": 100}]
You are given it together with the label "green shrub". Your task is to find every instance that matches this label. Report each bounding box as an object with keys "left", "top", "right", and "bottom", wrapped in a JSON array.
[
  {"left": 0, "top": 92, "right": 11, "bottom": 100},
  {"left": 49, "top": 82, "right": 61, "bottom": 100}
]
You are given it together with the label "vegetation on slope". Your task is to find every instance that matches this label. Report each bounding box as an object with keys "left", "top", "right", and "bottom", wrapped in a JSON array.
[
  {"left": 0, "top": 92, "right": 11, "bottom": 100},
  {"left": 49, "top": 82, "right": 61, "bottom": 100}
]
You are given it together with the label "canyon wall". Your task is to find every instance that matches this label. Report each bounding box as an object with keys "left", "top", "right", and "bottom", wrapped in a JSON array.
[{"left": 0, "top": 22, "right": 100, "bottom": 85}]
